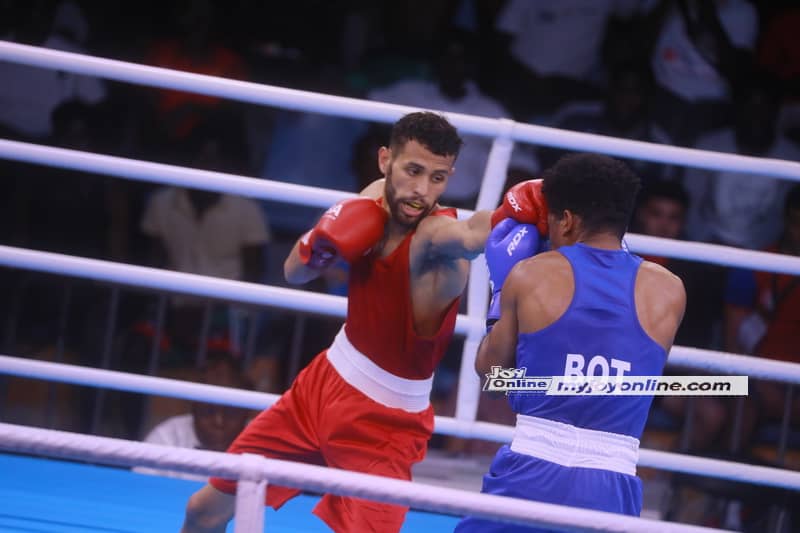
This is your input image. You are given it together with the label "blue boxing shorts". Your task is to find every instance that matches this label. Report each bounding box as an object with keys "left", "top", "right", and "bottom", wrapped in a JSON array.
[{"left": 455, "top": 445, "right": 642, "bottom": 532}]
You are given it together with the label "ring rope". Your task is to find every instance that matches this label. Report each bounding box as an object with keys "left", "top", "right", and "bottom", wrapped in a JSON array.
[
  {"left": 0, "top": 246, "right": 798, "bottom": 380},
  {"left": 0, "top": 422, "right": 735, "bottom": 533},
  {"left": 1, "top": 140, "right": 798, "bottom": 276},
  {"left": 0, "top": 40, "right": 799, "bottom": 181},
  {"left": 2, "top": 355, "right": 799, "bottom": 491}
]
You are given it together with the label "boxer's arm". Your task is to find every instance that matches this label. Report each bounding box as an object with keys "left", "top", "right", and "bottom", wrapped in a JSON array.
[
  {"left": 422, "top": 210, "right": 493, "bottom": 260},
  {"left": 284, "top": 191, "right": 388, "bottom": 285},
  {"left": 475, "top": 267, "right": 520, "bottom": 376},
  {"left": 637, "top": 261, "right": 687, "bottom": 352},
  {"left": 284, "top": 239, "right": 324, "bottom": 285}
]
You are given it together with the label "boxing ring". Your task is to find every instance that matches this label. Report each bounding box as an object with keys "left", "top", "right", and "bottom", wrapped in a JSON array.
[{"left": 1, "top": 40, "right": 800, "bottom": 531}]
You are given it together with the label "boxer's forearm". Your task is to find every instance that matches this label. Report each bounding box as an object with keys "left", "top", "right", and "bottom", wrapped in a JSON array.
[
  {"left": 428, "top": 210, "right": 492, "bottom": 260},
  {"left": 284, "top": 240, "right": 323, "bottom": 285}
]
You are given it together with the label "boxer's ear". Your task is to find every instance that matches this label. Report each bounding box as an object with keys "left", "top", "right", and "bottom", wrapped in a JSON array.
[{"left": 378, "top": 146, "right": 391, "bottom": 175}]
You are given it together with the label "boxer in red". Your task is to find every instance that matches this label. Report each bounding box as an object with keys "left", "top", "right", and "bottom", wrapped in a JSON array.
[{"left": 181, "top": 112, "right": 548, "bottom": 533}]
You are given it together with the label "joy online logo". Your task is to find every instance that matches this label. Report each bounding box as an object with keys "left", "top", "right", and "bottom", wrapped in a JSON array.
[{"left": 483, "top": 366, "right": 551, "bottom": 393}]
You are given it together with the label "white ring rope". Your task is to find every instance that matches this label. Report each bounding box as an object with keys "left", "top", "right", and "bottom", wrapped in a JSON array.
[
  {"left": 0, "top": 139, "right": 351, "bottom": 210},
  {"left": 1, "top": 245, "right": 799, "bottom": 381},
  {"left": 2, "top": 354, "right": 800, "bottom": 492},
  {"left": 0, "top": 422, "right": 734, "bottom": 533},
  {"left": 0, "top": 244, "right": 482, "bottom": 336},
  {"left": 1, "top": 40, "right": 799, "bottom": 181},
  {"left": 2, "top": 139, "right": 799, "bottom": 276}
]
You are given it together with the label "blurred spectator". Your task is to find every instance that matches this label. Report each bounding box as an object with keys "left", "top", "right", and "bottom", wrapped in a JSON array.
[
  {"left": 479, "top": 0, "right": 652, "bottom": 119},
  {"left": 683, "top": 75, "right": 800, "bottom": 250},
  {"left": 634, "top": 181, "right": 732, "bottom": 457},
  {"left": 724, "top": 185, "right": 800, "bottom": 429},
  {"left": 496, "top": 0, "right": 647, "bottom": 83},
  {"left": 0, "top": 0, "right": 106, "bottom": 141},
  {"left": 540, "top": 61, "right": 675, "bottom": 186},
  {"left": 342, "top": 1, "right": 458, "bottom": 92},
  {"left": 632, "top": 180, "right": 724, "bottom": 349},
  {"left": 140, "top": 119, "right": 270, "bottom": 361},
  {"left": 650, "top": 0, "right": 758, "bottom": 144},
  {"left": 22, "top": 101, "right": 110, "bottom": 258},
  {"left": 142, "top": 0, "right": 248, "bottom": 148},
  {"left": 757, "top": 3, "right": 800, "bottom": 144},
  {"left": 135, "top": 352, "right": 253, "bottom": 481},
  {"left": 368, "top": 36, "right": 538, "bottom": 207}
]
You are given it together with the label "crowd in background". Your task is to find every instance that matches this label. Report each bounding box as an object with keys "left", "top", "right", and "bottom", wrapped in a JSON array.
[{"left": 1, "top": 1, "right": 799, "bottom": 528}]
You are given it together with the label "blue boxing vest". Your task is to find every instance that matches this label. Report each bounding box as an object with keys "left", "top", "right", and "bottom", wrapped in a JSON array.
[{"left": 509, "top": 243, "right": 667, "bottom": 440}]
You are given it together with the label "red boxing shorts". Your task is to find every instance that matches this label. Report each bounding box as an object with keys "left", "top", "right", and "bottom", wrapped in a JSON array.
[{"left": 210, "top": 349, "right": 435, "bottom": 533}]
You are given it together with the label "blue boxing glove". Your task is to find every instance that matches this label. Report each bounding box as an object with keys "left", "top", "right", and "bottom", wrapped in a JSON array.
[{"left": 485, "top": 218, "right": 541, "bottom": 332}]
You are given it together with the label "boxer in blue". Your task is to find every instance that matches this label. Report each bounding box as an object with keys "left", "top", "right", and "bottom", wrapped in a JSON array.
[{"left": 457, "top": 153, "right": 686, "bottom": 532}]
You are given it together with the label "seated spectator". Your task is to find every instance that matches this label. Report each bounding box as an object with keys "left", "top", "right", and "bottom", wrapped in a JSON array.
[
  {"left": 540, "top": 61, "right": 676, "bottom": 187},
  {"left": 135, "top": 352, "right": 253, "bottom": 481},
  {"left": 683, "top": 74, "right": 800, "bottom": 250},
  {"left": 633, "top": 181, "right": 732, "bottom": 455},
  {"left": 724, "top": 184, "right": 800, "bottom": 430},
  {"left": 139, "top": 119, "right": 270, "bottom": 363},
  {"left": 631, "top": 180, "right": 724, "bottom": 349},
  {"left": 661, "top": 184, "right": 800, "bottom": 529}
]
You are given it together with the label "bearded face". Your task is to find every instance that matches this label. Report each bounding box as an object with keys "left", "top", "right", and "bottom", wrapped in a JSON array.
[
  {"left": 384, "top": 165, "right": 436, "bottom": 229},
  {"left": 379, "top": 140, "right": 453, "bottom": 229}
]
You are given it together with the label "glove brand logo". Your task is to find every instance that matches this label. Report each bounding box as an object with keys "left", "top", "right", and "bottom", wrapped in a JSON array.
[
  {"left": 506, "top": 192, "right": 522, "bottom": 213},
  {"left": 506, "top": 227, "right": 528, "bottom": 256},
  {"left": 325, "top": 203, "right": 343, "bottom": 219}
]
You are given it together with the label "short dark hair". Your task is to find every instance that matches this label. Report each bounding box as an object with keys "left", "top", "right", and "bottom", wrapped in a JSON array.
[
  {"left": 389, "top": 112, "right": 463, "bottom": 158},
  {"left": 637, "top": 179, "right": 689, "bottom": 210},
  {"left": 542, "top": 153, "right": 641, "bottom": 238}
]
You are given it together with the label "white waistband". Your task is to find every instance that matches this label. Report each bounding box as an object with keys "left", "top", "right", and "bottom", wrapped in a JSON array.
[
  {"left": 326, "top": 327, "right": 432, "bottom": 413},
  {"left": 510, "top": 414, "right": 639, "bottom": 476}
]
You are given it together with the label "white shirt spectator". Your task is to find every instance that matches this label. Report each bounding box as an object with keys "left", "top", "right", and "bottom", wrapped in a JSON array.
[
  {"left": 684, "top": 130, "right": 800, "bottom": 249},
  {"left": 368, "top": 80, "right": 538, "bottom": 203},
  {"left": 135, "top": 414, "right": 206, "bottom": 481},
  {"left": 0, "top": 33, "right": 106, "bottom": 139},
  {"left": 141, "top": 188, "right": 270, "bottom": 282},
  {"left": 495, "top": 0, "right": 649, "bottom": 81},
  {"left": 652, "top": 0, "right": 757, "bottom": 102}
]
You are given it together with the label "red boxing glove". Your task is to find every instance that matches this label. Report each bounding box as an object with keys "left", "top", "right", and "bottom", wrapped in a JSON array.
[
  {"left": 491, "top": 179, "right": 549, "bottom": 236},
  {"left": 299, "top": 197, "right": 388, "bottom": 269}
]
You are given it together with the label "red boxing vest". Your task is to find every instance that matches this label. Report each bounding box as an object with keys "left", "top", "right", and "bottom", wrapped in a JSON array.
[{"left": 344, "top": 207, "right": 460, "bottom": 379}]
